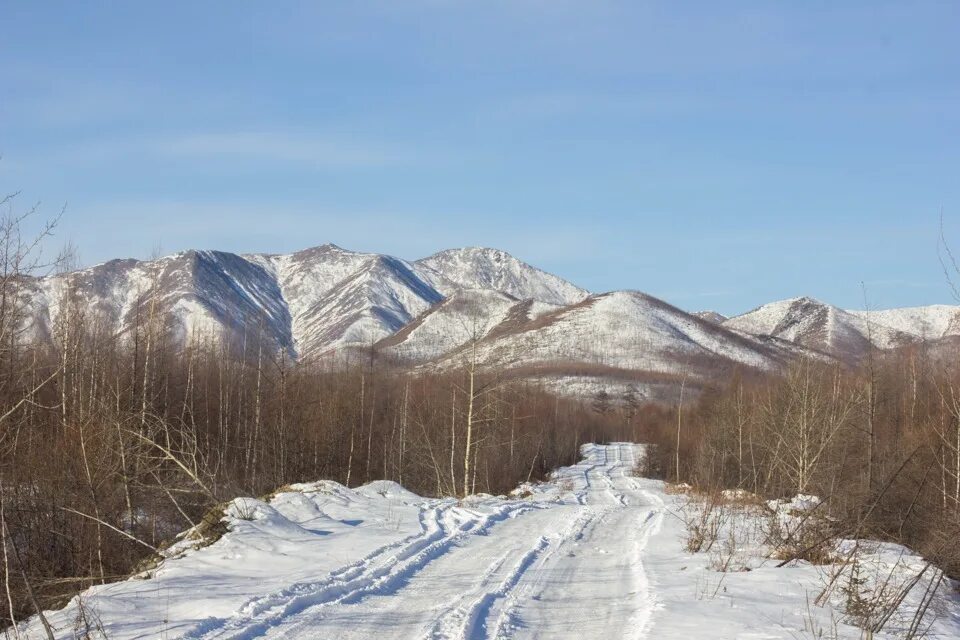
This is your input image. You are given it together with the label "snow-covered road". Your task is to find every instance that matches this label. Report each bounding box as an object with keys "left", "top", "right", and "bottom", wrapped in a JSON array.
[
  {"left": 221, "top": 443, "right": 663, "bottom": 640},
  {"left": 23, "top": 443, "right": 960, "bottom": 639},
  {"left": 181, "top": 443, "right": 662, "bottom": 640}
]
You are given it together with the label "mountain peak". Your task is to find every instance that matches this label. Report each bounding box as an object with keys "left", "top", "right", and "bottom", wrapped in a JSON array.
[
  {"left": 693, "top": 310, "right": 728, "bottom": 324},
  {"left": 788, "top": 295, "right": 828, "bottom": 307},
  {"left": 426, "top": 246, "right": 514, "bottom": 261},
  {"left": 415, "top": 247, "right": 588, "bottom": 307}
]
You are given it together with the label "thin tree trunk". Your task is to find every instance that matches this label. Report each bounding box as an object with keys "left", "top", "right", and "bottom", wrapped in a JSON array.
[
  {"left": 675, "top": 377, "right": 686, "bottom": 482},
  {"left": 463, "top": 361, "right": 475, "bottom": 498},
  {"left": 1, "top": 481, "right": 22, "bottom": 638}
]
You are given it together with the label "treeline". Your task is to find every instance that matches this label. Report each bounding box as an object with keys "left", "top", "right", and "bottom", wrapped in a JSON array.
[
  {"left": 642, "top": 346, "right": 960, "bottom": 579},
  {"left": 0, "top": 216, "right": 639, "bottom": 626}
]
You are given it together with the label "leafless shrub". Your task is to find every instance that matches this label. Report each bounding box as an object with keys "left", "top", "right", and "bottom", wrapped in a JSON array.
[
  {"left": 678, "top": 493, "right": 729, "bottom": 554},
  {"left": 230, "top": 499, "right": 258, "bottom": 522},
  {"left": 71, "top": 594, "right": 107, "bottom": 639},
  {"left": 708, "top": 526, "right": 754, "bottom": 573}
]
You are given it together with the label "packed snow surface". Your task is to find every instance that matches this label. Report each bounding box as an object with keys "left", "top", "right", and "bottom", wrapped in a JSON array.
[{"left": 22, "top": 444, "right": 960, "bottom": 639}]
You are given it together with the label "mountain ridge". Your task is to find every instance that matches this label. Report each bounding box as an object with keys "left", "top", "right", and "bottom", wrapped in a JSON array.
[{"left": 25, "top": 244, "right": 960, "bottom": 400}]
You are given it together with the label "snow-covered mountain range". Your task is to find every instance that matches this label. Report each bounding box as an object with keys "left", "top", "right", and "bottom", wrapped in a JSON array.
[{"left": 27, "top": 244, "right": 960, "bottom": 400}]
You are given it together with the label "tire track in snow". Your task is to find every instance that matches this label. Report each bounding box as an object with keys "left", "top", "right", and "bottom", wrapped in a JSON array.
[
  {"left": 183, "top": 501, "right": 544, "bottom": 640},
  {"left": 493, "top": 443, "right": 664, "bottom": 640},
  {"left": 180, "top": 506, "right": 447, "bottom": 639},
  {"left": 434, "top": 536, "right": 552, "bottom": 640},
  {"left": 626, "top": 489, "right": 666, "bottom": 640},
  {"left": 421, "top": 547, "right": 517, "bottom": 640},
  {"left": 461, "top": 537, "right": 549, "bottom": 640},
  {"left": 598, "top": 443, "right": 664, "bottom": 640},
  {"left": 423, "top": 508, "right": 601, "bottom": 640},
  {"left": 488, "top": 507, "right": 612, "bottom": 640},
  {"left": 477, "top": 443, "right": 660, "bottom": 640},
  {"left": 419, "top": 444, "right": 640, "bottom": 640}
]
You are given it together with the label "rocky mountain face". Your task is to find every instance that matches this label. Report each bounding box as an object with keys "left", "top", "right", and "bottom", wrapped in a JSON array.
[{"left": 26, "top": 245, "right": 960, "bottom": 402}]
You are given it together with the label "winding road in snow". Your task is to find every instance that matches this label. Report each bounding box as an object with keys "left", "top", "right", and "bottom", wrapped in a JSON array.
[{"left": 192, "top": 443, "right": 665, "bottom": 640}]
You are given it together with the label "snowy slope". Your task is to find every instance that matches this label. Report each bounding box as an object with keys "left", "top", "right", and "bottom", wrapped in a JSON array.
[
  {"left": 40, "top": 251, "right": 294, "bottom": 350},
  {"left": 246, "top": 244, "right": 448, "bottom": 356},
  {"left": 26, "top": 243, "right": 590, "bottom": 368},
  {"left": 247, "top": 244, "right": 378, "bottom": 354},
  {"left": 376, "top": 288, "right": 524, "bottom": 363},
  {"left": 430, "top": 291, "right": 815, "bottom": 382},
  {"left": 291, "top": 254, "right": 444, "bottom": 359},
  {"left": 724, "top": 297, "right": 880, "bottom": 358},
  {"left": 20, "top": 444, "right": 960, "bottom": 640},
  {"left": 725, "top": 297, "right": 960, "bottom": 358},
  {"left": 416, "top": 247, "right": 588, "bottom": 306},
  {"left": 33, "top": 245, "right": 447, "bottom": 359},
  {"left": 849, "top": 305, "right": 960, "bottom": 341}
]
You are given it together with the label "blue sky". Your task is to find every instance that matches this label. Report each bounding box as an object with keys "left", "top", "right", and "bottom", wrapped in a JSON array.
[{"left": 1, "top": 1, "right": 958, "bottom": 315}]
